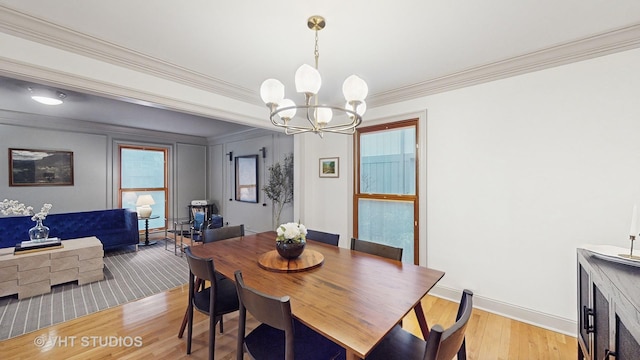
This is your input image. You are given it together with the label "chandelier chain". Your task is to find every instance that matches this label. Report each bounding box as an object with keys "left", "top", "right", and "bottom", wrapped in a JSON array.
[{"left": 314, "top": 30, "right": 320, "bottom": 70}]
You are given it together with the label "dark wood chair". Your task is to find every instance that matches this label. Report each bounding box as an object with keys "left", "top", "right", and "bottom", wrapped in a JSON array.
[
  {"left": 182, "top": 246, "right": 239, "bottom": 360},
  {"left": 178, "top": 224, "right": 245, "bottom": 338},
  {"left": 366, "top": 289, "right": 473, "bottom": 360},
  {"left": 306, "top": 229, "right": 340, "bottom": 246},
  {"left": 350, "top": 237, "right": 403, "bottom": 261},
  {"left": 234, "top": 270, "right": 346, "bottom": 360},
  {"left": 203, "top": 224, "right": 244, "bottom": 243}
]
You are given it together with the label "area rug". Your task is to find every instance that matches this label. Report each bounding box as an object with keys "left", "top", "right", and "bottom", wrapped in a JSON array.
[{"left": 0, "top": 243, "right": 188, "bottom": 340}]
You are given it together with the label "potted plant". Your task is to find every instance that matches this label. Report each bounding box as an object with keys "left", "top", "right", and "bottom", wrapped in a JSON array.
[{"left": 263, "top": 153, "right": 293, "bottom": 227}]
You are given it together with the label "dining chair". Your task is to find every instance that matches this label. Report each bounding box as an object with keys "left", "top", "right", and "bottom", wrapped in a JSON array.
[
  {"left": 306, "top": 229, "right": 340, "bottom": 246},
  {"left": 182, "top": 246, "right": 239, "bottom": 360},
  {"left": 233, "top": 270, "right": 346, "bottom": 360},
  {"left": 366, "top": 289, "right": 473, "bottom": 360},
  {"left": 202, "top": 224, "right": 244, "bottom": 243},
  {"left": 178, "top": 224, "right": 245, "bottom": 338},
  {"left": 350, "top": 237, "right": 403, "bottom": 261}
]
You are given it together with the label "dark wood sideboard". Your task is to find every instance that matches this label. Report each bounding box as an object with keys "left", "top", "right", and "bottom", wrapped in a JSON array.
[{"left": 577, "top": 249, "right": 640, "bottom": 359}]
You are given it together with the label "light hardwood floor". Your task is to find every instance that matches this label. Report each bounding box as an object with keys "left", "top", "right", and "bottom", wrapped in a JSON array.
[
  {"left": 0, "top": 286, "right": 577, "bottom": 360},
  {"left": 0, "top": 237, "right": 577, "bottom": 359}
]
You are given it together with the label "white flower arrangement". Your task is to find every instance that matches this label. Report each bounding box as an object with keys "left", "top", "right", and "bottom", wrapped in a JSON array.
[
  {"left": 276, "top": 222, "right": 307, "bottom": 243},
  {"left": 0, "top": 199, "right": 53, "bottom": 221}
]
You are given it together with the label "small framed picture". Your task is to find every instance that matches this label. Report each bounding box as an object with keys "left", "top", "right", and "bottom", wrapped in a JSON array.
[{"left": 319, "top": 157, "right": 339, "bottom": 178}]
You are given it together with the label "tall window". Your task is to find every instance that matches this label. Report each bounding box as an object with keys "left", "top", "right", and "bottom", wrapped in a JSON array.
[
  {"left": 119, "top": 145, "right": 168, "bottom": 230},
  {"left": 354, "top": 119, "right": 418, "bottom": 264}
]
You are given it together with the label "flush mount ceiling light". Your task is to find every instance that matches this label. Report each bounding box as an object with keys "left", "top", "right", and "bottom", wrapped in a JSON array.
[
  {"left": 28, "top": 87, "right": 66, "bottom": 105},
  {"left": 260, "top": 15, "right": 368, "bottom": 137}
]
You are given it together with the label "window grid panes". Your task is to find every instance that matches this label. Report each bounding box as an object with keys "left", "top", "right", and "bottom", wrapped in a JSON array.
[
  {"left": 357, "top": 199, "right": 414, "bottom": 263},
  {"left": 360, "top": 127, "right": 416, "bottom": 195},
  {"left": 119, "top": 146, "right": 168, "bottom": 230},
  {"left": 355, "top": 119, "right": 419, "bottom": 264}
]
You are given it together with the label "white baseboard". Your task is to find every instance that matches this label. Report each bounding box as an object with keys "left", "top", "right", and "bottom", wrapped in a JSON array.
[{"left": 429, "top": 285, "right": 577, "bottom": 337}]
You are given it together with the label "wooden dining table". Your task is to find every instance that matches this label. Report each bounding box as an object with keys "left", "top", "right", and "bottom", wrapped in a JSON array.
[{"left": 189, "top": 231, "right": 445, "bottom": 359}]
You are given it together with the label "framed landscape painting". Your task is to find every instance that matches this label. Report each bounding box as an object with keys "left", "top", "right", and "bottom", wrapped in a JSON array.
[
  {"left": 9, "top": 148, "right": 74, "bottom": 186},
  {"left": 319, "top": 157, "right": 339, "bottom": 178}
]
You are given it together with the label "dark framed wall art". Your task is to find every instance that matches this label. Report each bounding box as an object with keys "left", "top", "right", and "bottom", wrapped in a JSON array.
[
  {"left": 235, "top": 154, "right": 259, "bottom": 203},
  {"left": 9, "top": 148, "right": 74, "bottom": 186}
]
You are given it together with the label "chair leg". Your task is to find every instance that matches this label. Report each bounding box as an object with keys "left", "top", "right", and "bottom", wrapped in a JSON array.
[
  {"left": 414, "top": 302, "right": 430, "bottom": 339},
  {"left": 219, "top": 316, "right": 224, "bottom": 333},
  {"left": 178, "top": 278, "right": 203, "bottom": 338},
  {"left": 208, "top": 314, "right": 216, "bottom": 360},
  {"left": 186, "top": 302, "right": 193, "bottom": 354},
  {"left": 178, "top": 308, "right": 188, "bottom": 338}
]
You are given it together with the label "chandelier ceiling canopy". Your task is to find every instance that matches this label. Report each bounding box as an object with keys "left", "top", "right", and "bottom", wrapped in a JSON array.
[{"left": 260, "top": 15, "right": 368, "bottom": 137}]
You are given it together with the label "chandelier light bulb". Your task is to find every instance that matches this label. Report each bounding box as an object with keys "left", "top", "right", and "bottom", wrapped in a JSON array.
[
  {"left": 315, "top": 107, "right": 333, "bottom": 124},
  {"left": 342, "top": 75, "right": 368, "bottom": 102},
  {"left": 277, "top": 99, "right": 297, "bottom": 120},
  {"left": 295, "top": 64, "right": 322, "bottom": 95},
  {"left": 260, "top": 79, "right": 285, "bottom": 105}
]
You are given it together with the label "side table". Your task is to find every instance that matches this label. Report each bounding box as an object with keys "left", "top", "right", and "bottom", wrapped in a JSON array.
[{"left": 138, "top": 215, "right": 160, "bottom": 246}]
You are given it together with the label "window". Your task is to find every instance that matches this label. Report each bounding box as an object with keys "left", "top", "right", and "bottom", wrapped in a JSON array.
[
  {"left": 119, "top": 145, "right": 168, "bottom": 230},
  {"left": 354, "top": 119, "right": 418, "bottom": 263}
]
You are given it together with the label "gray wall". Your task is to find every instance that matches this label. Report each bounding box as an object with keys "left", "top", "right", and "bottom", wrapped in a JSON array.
[
  {"left": 0, "top": 110, "right": 294, "bottom": 234},
  {"left": 210, "top": 131, "right": 294, "bottom": 233},
  {"left": 174, "top": 143, "right": 207, "bottom": 222},
  {"left": 0, "top": 110, "right": 208, "bottom": 223},
  {"left": 0, "top": 121, "right": 108, "bottom": 213}
]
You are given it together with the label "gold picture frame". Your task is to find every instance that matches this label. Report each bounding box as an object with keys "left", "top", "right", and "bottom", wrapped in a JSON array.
[{"left": 319, "top": 157, "right": 339, "bottom": 178}]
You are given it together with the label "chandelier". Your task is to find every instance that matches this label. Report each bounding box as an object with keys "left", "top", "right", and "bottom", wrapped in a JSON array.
[{"left": 259, "top": 16, "right": 368, "bottom": 137}]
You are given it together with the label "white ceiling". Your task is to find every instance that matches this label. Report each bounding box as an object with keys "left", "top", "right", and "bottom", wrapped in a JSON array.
[{"left": 1, "top": 1, "right": 640, "bottom": 138}]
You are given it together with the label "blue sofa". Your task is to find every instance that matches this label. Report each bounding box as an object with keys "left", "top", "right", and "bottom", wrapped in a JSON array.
[{"left": 0, "top": 209, "right": 139, "bottom": 250}]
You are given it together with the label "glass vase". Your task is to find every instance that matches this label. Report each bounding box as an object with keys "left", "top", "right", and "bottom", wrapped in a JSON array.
[{"left": 29, "top": 219, "right": 50, "bottom": 242}]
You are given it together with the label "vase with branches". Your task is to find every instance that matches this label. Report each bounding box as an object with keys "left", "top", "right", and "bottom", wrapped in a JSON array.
[{"left": 263, "top": 154, "right": 293, "bottom": 227}]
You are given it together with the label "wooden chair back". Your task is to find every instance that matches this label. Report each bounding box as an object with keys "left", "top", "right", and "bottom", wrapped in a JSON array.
[
  {"left": 306, "top": 229, "right": 339, "bottom": 246},
  {"left": 425, "top": 289, "right": 473, "bottom": 360},
  {"left": 350, "top": 237, "right": 403, "bottom": 261},
  {"left": 203, "top": 224, "right": 244, "bottom": 243},
  {"left": 184, "top": 246, "right": 216, "bottom": 283},
  {"left": 234, "top": 270, "right": 295, "bottom": 359}
]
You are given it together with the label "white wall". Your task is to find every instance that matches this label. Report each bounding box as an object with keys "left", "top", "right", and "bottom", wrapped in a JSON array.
[
  {"left": 297, "top": 48, "right": 640, "bottom": 334},
  {"left": 295, "top": 132, "right": 354, "bottom": 248}
]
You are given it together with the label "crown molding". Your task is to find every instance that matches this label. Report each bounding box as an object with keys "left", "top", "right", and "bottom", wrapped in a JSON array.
[
  {"left": 370, "top": 23, "right": 640, "bottom": 106},
  {"left": 0, "top": 108, "right": 209, "bottom": 144},
  {"left": 1, "top": 5, "right": 639, "bottom": 109},
  {"left": 0, "top": 5, "right": 260, "bottom": 105},
  {"left": 0, "top": 56, "right": 269, "bottom": 130}
]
